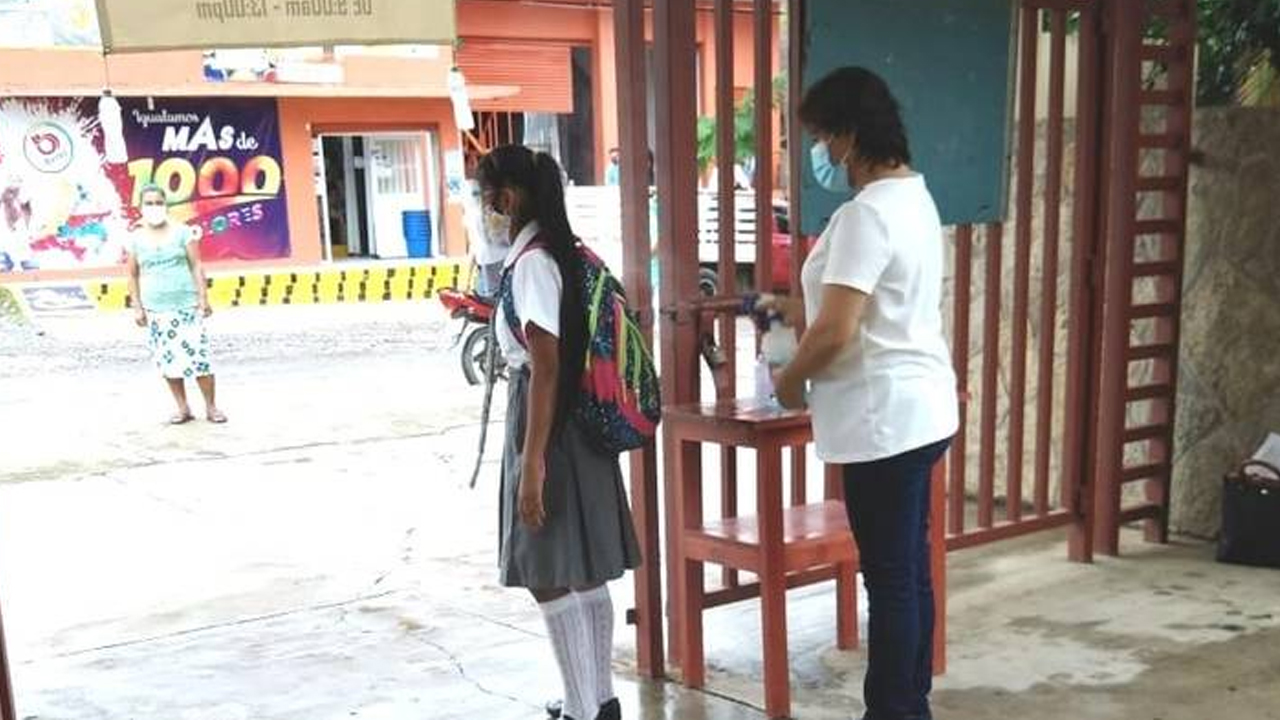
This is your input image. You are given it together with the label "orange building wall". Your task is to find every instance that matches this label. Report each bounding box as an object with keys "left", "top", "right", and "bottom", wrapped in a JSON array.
[
  {"left": 591, "top": 9, "right": 781, "bottom": 185},
  {"left": 278, "top": 97, "right": 466, "bottom": 263},
  {"left": 455, "top": 4, "right": 780, "bottom": 185}
]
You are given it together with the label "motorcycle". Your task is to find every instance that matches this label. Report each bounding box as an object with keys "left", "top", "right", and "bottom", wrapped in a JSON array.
[{"left": 437, "top": 288, "right": 506, "bottom": 386}]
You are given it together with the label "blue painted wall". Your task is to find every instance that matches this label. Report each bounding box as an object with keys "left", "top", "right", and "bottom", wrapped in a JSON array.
[{"left": 800, "top": 0, "right": 1017, "bottom": 234}]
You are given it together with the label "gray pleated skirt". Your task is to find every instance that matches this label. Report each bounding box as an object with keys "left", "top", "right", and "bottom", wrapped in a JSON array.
[{"left": 499, "top": 369, "right": 643, "bottom": 589}]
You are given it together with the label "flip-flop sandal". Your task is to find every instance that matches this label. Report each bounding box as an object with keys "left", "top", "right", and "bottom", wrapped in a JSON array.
[
  {"left": 169, "top": 413, "right": 194, "bottom": 425},
  {"left": 206, "top": 411, "right": 228, "bottom": 424}
]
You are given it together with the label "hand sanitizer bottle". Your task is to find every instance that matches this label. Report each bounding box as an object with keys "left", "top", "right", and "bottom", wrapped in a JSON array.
[{"left": 750, "top": 296, "right": 798, "bottom": 407}]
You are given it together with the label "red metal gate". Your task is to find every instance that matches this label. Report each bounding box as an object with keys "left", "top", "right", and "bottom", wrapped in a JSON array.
[
  {"left": 942, "top": 0, "right": 1194, "bottom": 560},
  {"left": 945, "top": 0, "right": 1104, "bottom": 558}
]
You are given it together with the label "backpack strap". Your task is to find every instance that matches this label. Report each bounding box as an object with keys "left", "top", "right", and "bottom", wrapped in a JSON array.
[{"left": 498, "top": 237, "right": 550, "bottom": 349}]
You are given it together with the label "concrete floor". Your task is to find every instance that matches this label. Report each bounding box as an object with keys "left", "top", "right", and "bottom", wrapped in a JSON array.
[{"left": 1, "top": 304, "right": 1278, "bottom": 720}]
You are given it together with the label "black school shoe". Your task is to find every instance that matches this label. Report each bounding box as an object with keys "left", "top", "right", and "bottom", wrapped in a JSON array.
[{"left": 546, "top": 698, "right": 621, "bottom": 720}]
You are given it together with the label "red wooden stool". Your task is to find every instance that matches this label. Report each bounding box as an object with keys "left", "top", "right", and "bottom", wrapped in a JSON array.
[{"left": 667, "top": 400, "right": 859, "bottom": 720}]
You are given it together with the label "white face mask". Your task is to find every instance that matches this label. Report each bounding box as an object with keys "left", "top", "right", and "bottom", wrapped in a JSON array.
[
  {"left": 141, "top": 205, "right": 169, "bottom": 228},
  {"left": 482, "top": 205, "right": 512, "bottom": 246}
]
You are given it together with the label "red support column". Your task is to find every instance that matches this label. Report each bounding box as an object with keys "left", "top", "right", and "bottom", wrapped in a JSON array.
[
  {"left": 931, "top": 457, "right": 948, "bottom": 675},
  {"left": 715, "top": 0, "right": 741, "bottom": 593},
  {"left": 612, "top": 0, "right": 664, "bottom": 678},
  {"left": 1008, "top": 3, "right": 1040, "bottom": 524},
  {"left": 787, "top": 0, "right": 807, "bottom": 295},
  {"left": 977, "top": 223, "right": 1003, "bottom": 530},
  {"left": 1092, "top": 0, "right": 1144, "bottom": 557},
  {"left": 653, "top": 0, "right": 703, "bottom": 670},
  {"left": 1036, "top": 9, "right": 1069, "bottom": 519},
  {"left": 950, "top": 225, "right": 974, "bottom": 539},
  {"left": 753, "top": 0, "right": 774, "bottom": 294},
  {"left": 1065, "top": 0, "right": 1104, "bottom": 564}
]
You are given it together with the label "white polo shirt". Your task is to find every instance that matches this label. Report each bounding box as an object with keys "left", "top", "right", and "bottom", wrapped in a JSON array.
[
  {"left": 496, "top": 221, "right": 563, "bottom": 369},
  {"left": 800, "top": 174, "right": 959, "bottom": 464}
]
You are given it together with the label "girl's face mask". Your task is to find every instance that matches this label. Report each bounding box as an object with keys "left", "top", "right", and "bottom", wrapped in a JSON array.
[{"left": 483, "top": 205, "right": 512, "bottom": 246}]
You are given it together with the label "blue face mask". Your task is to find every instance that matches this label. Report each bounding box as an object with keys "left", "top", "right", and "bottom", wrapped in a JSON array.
[{"left": 811, "top": 140, "right": 852, "bottom": 195}]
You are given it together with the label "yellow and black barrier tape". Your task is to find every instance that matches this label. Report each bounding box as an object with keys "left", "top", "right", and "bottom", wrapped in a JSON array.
[{"left": 87, "top": 260, "right": 471, "bottom": 311}]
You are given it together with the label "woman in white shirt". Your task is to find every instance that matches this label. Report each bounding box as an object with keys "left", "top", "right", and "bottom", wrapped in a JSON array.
[
  {"left": 477, "top": 145, "right": 640, "bottom": 720},
  {"left": 772, "top": 67, "right": 959, "bottom": 720}
]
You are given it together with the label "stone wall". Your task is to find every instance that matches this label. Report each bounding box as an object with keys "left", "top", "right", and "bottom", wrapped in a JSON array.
[{"left": 1172, "top": 108, "right": 1280, "bottom": 538}]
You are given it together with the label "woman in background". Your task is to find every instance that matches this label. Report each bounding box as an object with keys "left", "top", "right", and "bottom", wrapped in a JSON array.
[{"left": 125, "top": 184, "right": 226, "bottom": 425}]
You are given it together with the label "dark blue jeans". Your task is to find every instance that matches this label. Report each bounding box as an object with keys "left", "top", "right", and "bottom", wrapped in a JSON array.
[{"left": 843, "top": 437, "right": 951, "bottom": 720}]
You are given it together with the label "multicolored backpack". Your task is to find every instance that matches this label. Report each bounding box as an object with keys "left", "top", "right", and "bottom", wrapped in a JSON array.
[{"left": 501, "top": 237, "right": 662, "bottom": 454}]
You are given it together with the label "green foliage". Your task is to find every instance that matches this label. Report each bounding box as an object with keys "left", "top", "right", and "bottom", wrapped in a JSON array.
[
  {"left": 695, "top": 75, "right": 788, "bottom": 172},
  {"left": 1196, "top": 0, "right": 1280, "bottom": 106}
]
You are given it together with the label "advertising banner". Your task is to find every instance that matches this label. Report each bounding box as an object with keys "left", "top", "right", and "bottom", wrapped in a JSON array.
[
  {"left": 120, "top": 97, "right": 291, "bottom": 262},
  {"left": 95, "top": 0, "right": 456, "bottom": 53},
  {"left": 0, "top": 96, "right": 290, "bottom": 273}
]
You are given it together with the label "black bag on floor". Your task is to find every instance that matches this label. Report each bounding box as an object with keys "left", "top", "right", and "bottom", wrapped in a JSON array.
[{"left": 1217, "top": 460, "right": 1280, "bottom": 569}]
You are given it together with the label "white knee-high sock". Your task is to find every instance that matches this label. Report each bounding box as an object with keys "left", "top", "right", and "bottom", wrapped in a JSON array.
[
  {"left": 576, "top": 585, "right": 616, "bottom": 705},
  {"left": 540, "top": 593, "right": 596, "bottom": 720}
]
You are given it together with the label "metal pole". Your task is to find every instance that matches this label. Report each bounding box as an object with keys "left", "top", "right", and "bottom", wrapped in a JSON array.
[
  {"left": 611, "top": 0, "right": 664, "bottom": 679},
  {"left": 1064, "top": 0, "right": 1104, "bottom": 564},
  {"left": 786, "top": 0, "right": 806, "bottom": 295},
  {"left": 1008, "top": 2, "right": 1040, "bottom": 524},
  {"left": 752, "top": 0, "right": 774, "bottom": 294},
  {"left": 714, "top": 0, "right": 741, "bottom": 593},
  {"left": 1092, "top": 0, "right": 1144, "bottom": 557},
  {"left": 653, "top": 0, "right": 702, "bottom": 670}
]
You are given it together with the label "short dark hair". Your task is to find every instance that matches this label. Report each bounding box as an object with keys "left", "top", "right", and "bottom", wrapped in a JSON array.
[{"left": 799, "top": 66, "right": 911, "bottom": 167}]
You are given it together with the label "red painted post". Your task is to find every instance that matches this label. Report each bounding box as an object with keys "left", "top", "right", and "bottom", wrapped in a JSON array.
[
  {"left": 753, "top": 0, "right": 774, "bottom": 295},
  {"left": 1092, "top": 0, "right": 1144, "bottom": 557},
  {"left": 787, "top": 0, "right": 807, "bottom": 295},
  {"left": 1035, "top": 9, "right": 1068, "bottom": 518},
  {"left": 715, "top": 0, "right": 741, "bottom": 592},
  {"left": 1065, "top": 0, "right": 1102, "bottom": 564},
  {"left": 1008, "top": 4, "right": 1040, "bottom": 524},
  {"left": 756, "top": 445, "right": 790, "bottom": 719},
  {"left": 612, "top": 0, "right": 664, "bottom": 678},
  {"left": 653, "top": 0, "right": 703, "bottom": 668},
  {"left": 678, "top": 437, "right": 707, "bottom": 688},
  {"left": 931, "top": 457, "right": 948, "bottom": 675},
  {"left": 1144, "top": 0, "right": 1196, "bottom": 546},
  {"left": 977, "top": 223, "right": 1003, "bottom": 530},
  {"left": 950, "top": 225, "right": 974, "bottom": 537}
]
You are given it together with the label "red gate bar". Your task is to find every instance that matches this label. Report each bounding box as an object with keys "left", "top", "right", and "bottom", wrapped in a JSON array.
[
  {"left": 653, "top": 0, "right": 703, "bottom": 668},
  {"left": 753, "top": 0, "right": 774, "bottom": 296},
  {"left": 1092, "top": 0, "right": 1144, "bottom": 556},
  {"left": 787, "top": 0, "right": 807, "bottom": 296},
  {"left": 1064, "top": 0, "right": 1103, "bottom": 562},
  {"left": 949, "top": 225, "right": 974, "bottom": 537},
  {"left": 977, "top": 222, "right": 1003, "bottom": 530},
  {"left": 1141, "top": 0, "right": 1195, "bottom": 545},
  {"left": 715, "top": 0, "right": 741, "bottom": 592},
  {"left": 1036, "top": 8, "right": 1069, "bottom": 517},
  {"left": 1008, "top": 3, "right": 1040, "bottom": 525},
  {"left": 611, "top": 0, "right": 664, "bottom": 678}
]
